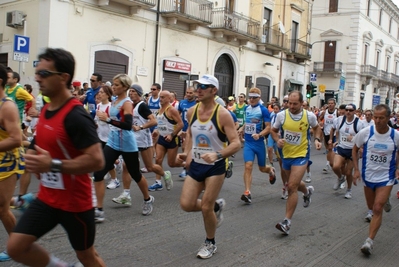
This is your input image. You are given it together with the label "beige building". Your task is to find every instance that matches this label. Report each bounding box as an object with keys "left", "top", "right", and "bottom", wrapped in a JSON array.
[
  {"left": 0, "top": 0, "right": 312, "bottom": 104},
  {"left": 310, "top": 0, "right": 399, "bottom": 110}
]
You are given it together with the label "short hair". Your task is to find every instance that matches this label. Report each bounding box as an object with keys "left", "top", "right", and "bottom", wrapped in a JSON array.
[
  {"left": 12, "top": 72, "right": 20, "bottom": 83},
  {"left": 272, "top": 96, "right": 279, "bottom": 102},
  {"left": 152, "top": 83, "right": 161, "bottom": 90},
  {"left": 24, "top": 84, "right": 32, "bottom": 93},
  {"left": 240, "top": 93, "right": 246, "bottom": 98},
  {"left": 113, "top": 74, "right": 132, "bottom": 90},
  {"left": 273, "top": 102, "right": 281, "bottom": 109},
  {"left": 339, "top": 104, "right": 346, "bottom": 110},
  {"left": 5, "top": 67, "right": 13, "bottom": 73},
  {"left": 38, "top": 48, "right": 75, "bottom": 88},
  {"left": 101, "top": 85, "right": 113, "bottom": 102},
  {"left": 92, "top": 73, "right": 102, "bottom": 82},
  {"left": 288, "top": 90, "right": 303, "bottom": 102},
  {"left": 249, "top": 87, "right": 261, "bottom": 95},
  {"left": 374, "top": 104, "right": 390, "bottom": 117},
  {"left": 0, "top": 65, "right": 7, "bottom": 88},
  {"left": 327, "top": 98, "right": 336, "bottom": 104},
  {"left": 83, "top": 82, "right": 88, "bottom": 87}
]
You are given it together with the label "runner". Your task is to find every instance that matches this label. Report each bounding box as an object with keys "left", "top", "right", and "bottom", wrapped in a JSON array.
[{"left": 178, "top": 74, "right": 240, "bottom": 259}]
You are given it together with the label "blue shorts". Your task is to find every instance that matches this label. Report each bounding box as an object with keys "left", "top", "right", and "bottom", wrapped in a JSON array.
[
  {"left": 267, "top": 136, "right": 276, "bottom": 148},
  {"left": 336, "top": 146, "right": 352, "bottom": 160},
  {"left": 243, "top": 141, "right": 266, "bottom": 167},
  {"left": 282, "top": 157, "right": 309, "bottom": 171},
  {"left": 187, "top": 159, "right": 226, "bottom": 182},
  {"left": 157, "top": 135, "right": 178, "bottom": 149},
  {"left": 362, "top": 178, "right": 397, "bottom": 191}
]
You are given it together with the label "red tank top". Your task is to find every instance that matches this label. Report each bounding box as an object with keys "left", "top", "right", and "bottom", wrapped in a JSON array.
[{"left": 35, "top": 98, "right": 93, "bottom": 212}]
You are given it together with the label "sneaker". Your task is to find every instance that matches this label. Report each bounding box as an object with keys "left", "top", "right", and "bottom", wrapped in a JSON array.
[
  {"left": 142, "top": 195, "right": 155, "bottom": 216},
  {"left": 305, "top": 173, "right": 311, "bottom": 183},
  {"left": 269, "top": 167, "right": 276, "bottom": 184},
  {"left": 333, "top": 175, "right": 345, "bottom": 190},
  {"left": 225, "top": 161, "right": 233, "bottom": 178},
  {"left": 106, "top": 179, "right": 120, "bottom": 189},
  {"left": 197, "top": 242, "right": 217, "bottom": 259},
  {"left": 141, "top": 167, "right": 148, "bottom": 173},
  {"left": 241, "top": 193, "right": 252, "bottom": 204},
  {"left": 364, "top": 211, "right": 373, "bottom": 222},
  {"left": 276, "top": 219, "right": 291, "bottom": 235},
  {"left": 179, "top": 169, "right": 187, "bottom": 178},
  {"left": 384, "top": 198, "right": 392, "bottom": 212},
  {"left": 215, "top": 198, "right": 226, "bottom": 228},
  {"left": 163, "top": 171, "right": 173, "bottom": 190},
  {"left": 322, "top": 164, "right": 331, "bottom": 174},
  {"left": 104, "top": 173, "right": 111, "bottom": 180},
  {"left": 68, "top": 263, "right": 84, "bottom": 267},
  {"left": 281, "top": 184, "right": 288, "bottom": 200},
  {"left": 361, "top": 238, "right": 373, "bottom": 255},
  {"left": 95, "top": 208, "right": 104, "bottom": 223},
  {"left": 115, "top": 157, "right": 123, "bottom": 174},
  {"left": 344, "top": 190, "right": 352, "bottom": 199},
  {"left": 0, "top": 250, "right": 10, "bottom": 262},
  {"left": 112, "top": 193, "right": 132, "bottom": 206},
  {"left": 303, "top": 186, "right": 314, "bottom": 208},
  {"left": 148, "top": 182, "right": 163, "bottom": 191},
  {"left": 20, "top": 193, "right": 35, "bottom": 212}
]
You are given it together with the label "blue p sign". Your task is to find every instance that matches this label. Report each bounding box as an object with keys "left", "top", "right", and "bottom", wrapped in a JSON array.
[{"left": 13, "top": 35, "right": 30, "bottom": 54}]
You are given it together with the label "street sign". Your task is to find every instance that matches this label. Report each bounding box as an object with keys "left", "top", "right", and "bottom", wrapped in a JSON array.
[
  {"left": 33, "top": 60, "right": 39, "bottom": 67},
  {"left": 319, "top": 84, "right": 326, "bottom": 93},
  {"left": 310, "top": 73, "right": 317, "bottom": 82},
  {"left": 13, "top": 35, "right": 30, "bottom": 62},
  {"left": 372, "top": 95, "right": 380, "bottom": 107}
]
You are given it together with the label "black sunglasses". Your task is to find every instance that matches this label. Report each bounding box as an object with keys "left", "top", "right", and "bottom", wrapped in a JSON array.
[
  {"left": 249, "top": 96, "right": 259, "bottom": 99},
  {"left": 90, "top": 79, "right": 97, "bottom": 83},
  {"left": 195, "top": 84, "right": 214, "bottom": 90},
  {"left": 346, "top": 109, "right": 355, "bottom": 112},
  {"left": 35, "top": 70, "right": 63, "bottom": 78},
  {"left": 283, "top": 100, "right": 288, "bottom": 103}
]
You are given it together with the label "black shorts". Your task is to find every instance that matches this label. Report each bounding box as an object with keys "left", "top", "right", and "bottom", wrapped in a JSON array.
[
  {"left": 157, "top": 135, "right": 178, "bottom": 149},
  {"left": 336, "top": 146, "right": 353, "bottom": 160},
  {"left": 13, "top": 198, "right": 95, "bottom": 251},
  {"left": 323, "top": 134, "right": 336, "bottom": 146},
  {"left": 187, "top": 159, "right": 226, "bottom": 182},
  {"left": 138, "top": 147, "right": 150, "bottom": 151}
]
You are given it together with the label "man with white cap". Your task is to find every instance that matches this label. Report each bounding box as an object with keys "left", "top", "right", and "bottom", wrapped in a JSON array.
[{"left": 178, "top": 74, "right": 240, "bottom": 259}]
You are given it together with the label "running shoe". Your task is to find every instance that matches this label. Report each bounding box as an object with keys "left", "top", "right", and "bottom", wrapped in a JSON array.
[
  {"left": 361, "top": 238, "right": 373, "bottom": 255},
  {"left": 112, "top": 193, "right": 132, "bottom": 206},
  {"left": 384, "top": 198, "right": 392, "bottom": 212},
  {"left": 303, "top": 186, "right": 314, "bottom": 208},
  {"left": 344, "top": 190, "right": 352, "bottom": 199},
  {"left": 0, "top": 250, "right": 10, "bottom": 262},
  {"left": 115, "top": 157, "right": 123, "bottom": 174},
  {"left": 142, "top": 195, "right": 155, "bottom": 216},
  {"left": 225, "top": 161, "right": 233, "bottom": 178},
  {"left": 68, "top": 263, "right": 84, "bottom": 267},
  {"left": 179, "top": 169, "right": 187, "bottom": 178},
  {"left": 141, "top": 167, "right": 148, "bottom": 173},
  {"left": 104, "top": 173, "right": 111, "bottom": 180},
  {"left": 94, "top": 208, "right": 104, "bottom": 223},
  {"left": 20, "top": 193, "right": 35, "bottom": 212},
  {"left": 163, "top": 171, "right": 173, "bottom": 190},
  {"left": 364, "top": 211, "right": 373, "bottom": 222},
  {"left": 276, "top": 219, "right": 290, "bottom": 235},
  {"left": 269, "top": 167, "right": 276, "bottom": 184},
  {"left": 281, "top": 184, "right": 288, "bottom": 200},
  {"left": 215, "top": 198, "right": 226, "bottom": 228},
  {"left": 148, "top": 182, "right": 163, "bottom": 191},
  {"left": 333, "top": 175, "right": 345, "bottom": 190},
  {"left": 197, "top": 242, "right": 217, "bottom": 259},
  {"left": 106, "top": 179, "right": 120, "bottom": 189},
  {"left": 322, "top": 163, "right": 331, "bottom": 174},
  {"left": 241, "top": 193, "right": 252, "bottom": 204},
  {"left": 305, "top": 173, "right": 311, "bottom": 183}
]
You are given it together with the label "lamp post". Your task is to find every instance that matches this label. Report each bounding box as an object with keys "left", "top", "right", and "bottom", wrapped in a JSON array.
[{"left": 308, "top": 40, "right": 334, "bottom": 56}]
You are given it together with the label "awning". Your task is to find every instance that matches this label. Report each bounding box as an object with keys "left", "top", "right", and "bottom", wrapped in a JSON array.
[{"left": 287, "top": 79, "right": 304, "bottom": 85}]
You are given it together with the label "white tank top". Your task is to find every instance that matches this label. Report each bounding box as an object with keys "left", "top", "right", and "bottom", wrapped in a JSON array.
[
  {"left": 133, "top": 101, "right": 153, "bottom": 148},
  {"left": 323, "top": 109, "right": 337, "bottom": 135},
  {"left": 156, "top": 106, "right": 176, "bottom": 136},
  {"left": 95, "top": 102, "right": 111, "bottom": 143}
]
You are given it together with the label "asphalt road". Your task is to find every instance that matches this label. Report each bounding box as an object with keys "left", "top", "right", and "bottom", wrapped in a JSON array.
[{"left": 1, "top": 147, "right": 399, "bottom": 267}]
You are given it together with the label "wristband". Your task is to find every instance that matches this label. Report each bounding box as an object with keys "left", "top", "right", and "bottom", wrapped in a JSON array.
[{"left": 315, "top": 137, "right": 321, "bottom": 142}]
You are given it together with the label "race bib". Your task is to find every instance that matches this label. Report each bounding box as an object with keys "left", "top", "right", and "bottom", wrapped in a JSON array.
[
  {"left": 245, "top": 123, "right": 256, "bottom": 135},
  {"left": 237, "top": 118, "right": 243, "bottom": 125},
  {"left": 284, "top": 130, "right": 302, "bottom": 145},
  {"left": 340, "top": 135, "right": 353, "bottom": 143},
  {"left": 157, "top": 120, "right": 169, "bottom": 136},
  {"left": 41, "top": 172, "right": 65, "bottom": 189},
  {"left": 192, "top": 147, "right": 215, "bottom": 165},
  {"left": 88, "top": 104, "right": 95, "bottom": 112},
  {"left": 369, "top": 154, "right": 387, "bottom": 163},
  {"left": 325, "top": 119, "right": 334, "bottom": 124}
]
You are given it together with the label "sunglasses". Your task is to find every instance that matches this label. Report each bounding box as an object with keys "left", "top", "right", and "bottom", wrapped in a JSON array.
[
  {"left": 195, "top": 84, "right": 214, "bottom": 90},
  {"left": 239, "top": 96, "right": 245, "bottom": 98},
  {"left": 283, "top": 100, "right": 288, "bottom": 103},
  {"left": 249, "top": 96, "right": 259, "bottom": 99},
  {"left": 90, "top": 79, "right": 97, "bottom": 83},
  {"left": 346, "top": 109, "right": 355, "bottom": 112},
  {"left": 151, "top": 88, "right": 158, "bottom": 91},
  {"left": 35, "top": 70, "right": 63, "bottom": 78}
]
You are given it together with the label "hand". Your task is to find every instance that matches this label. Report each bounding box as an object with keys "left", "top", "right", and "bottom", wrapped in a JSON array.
[
  {"left": 353, "top": 169, "right": 360, "bottom": 186},
  {"left": 24, "top": 145, "right": 52, "bottom": 173},
  {"left": 96, "top": 110, "right": 108, "bottom": 121},
  {"left": 132, "top": 125, "right": 140, "bottom": 132},
  {"left": 201, "top": 152, "right": 217, "bottom": 164},
  {"left": 164, "top": 134, "right": 174, "bottom": 142},
  {"left": 152, "top": 130, "right": 159, "bottom": 139},
  {"left": 315, "top": 139, "right": 322, "bottom": 150},
  {"left": 277, "top": 139, "right": 285, "bottom": 148},
  {"left": 28, "top": 107, "right": 39, "bottom": 117},
  {"left": 177, "top": 153, "right": 187, "bottom": 163},
  {"left": 251, "top": 133, "right": 261, "bottom": 141},
  {"left": 79, "top": 95, "right": 86, "bottom": 101}
]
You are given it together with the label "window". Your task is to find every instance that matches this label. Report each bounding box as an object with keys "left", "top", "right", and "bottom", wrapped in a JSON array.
[
  {"left": 390, "top": 18, "right": 393, "bottom": 34},
  {"left": 263, "top": 8, "right": 272, "bottom": 39},
  {"left": 379, "top": 9, "right": 383, "bottom": 26},
  {"left": 386, "top": 56, "right": 390, "bottom": 72},
  {"left": 366, "top": 0, "right": 371, "bottom": 17},
  {"left": 291, "top": 21, "right": 299, "bottom": 52},
  {"left": 329, "top": 0, "right": 338, "bottom": 13},
  {"left": 361, "top": 84, "right": 366, "bottom": 91},
  {"left": 395, "top": 61, "right": 399, "bottom": 75},
  {"left": 363, "top": 44, "right": 368, "bottom": 65},
  {"left": 376, "top": 51, "right": 380, "bottom": 68}
]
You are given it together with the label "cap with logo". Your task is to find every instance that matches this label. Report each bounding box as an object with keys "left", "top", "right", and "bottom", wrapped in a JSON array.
[{"left": 194, "top": 74, "right": 219, "bottom": 88}]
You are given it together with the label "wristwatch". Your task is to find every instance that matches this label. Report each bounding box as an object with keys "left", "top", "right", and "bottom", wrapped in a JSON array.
[
  {"left": 106, "top": 117, "right": 111, "bottom": 123},
  {"left": 216, "top": 152, "right": 223, "bottom": 160},
  {"left": 140, "top": 125, "right": 144, "bottom": 130},
  {"left": 50, "top": 159, "right": 62, "bottom": 173}
]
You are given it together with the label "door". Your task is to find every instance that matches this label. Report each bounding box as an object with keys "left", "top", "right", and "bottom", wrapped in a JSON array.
[
  {"left": 162, "top": 71, "right": 186, "bottom": 100},
  {"left": 214, "top": 54, "right": 234, "bottom": 97},
  {"left": 256, "top": 77, "right": 271, "bottom": 105},
  {"left": 94, "top": 51, "right": 129, "bottom": 83},
  {"left": 323, "top": 41, "right": 336, "bottom": 71}
]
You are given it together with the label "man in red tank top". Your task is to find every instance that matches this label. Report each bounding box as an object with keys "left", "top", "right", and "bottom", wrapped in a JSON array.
[{"left": 7, "top": 48, "right": 106, "bottom": 267}]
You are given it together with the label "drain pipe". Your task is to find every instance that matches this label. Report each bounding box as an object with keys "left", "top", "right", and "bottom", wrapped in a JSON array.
[{"left": 153, "top": 0, "right": 161, "bottom": 83}]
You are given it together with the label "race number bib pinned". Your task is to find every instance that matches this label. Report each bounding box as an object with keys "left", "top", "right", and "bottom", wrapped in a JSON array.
[
  {"left": 192, "top": 147, "right": 215, "bottom": 165},
  {"left": 41, "top": 172, "right": 65, "bottom": 189},
  {"left": 245, "top": 123, "right": 256, "bottom": 135},
  {"left": 284, "top": 130, "right": 302, "bottom": 145}
]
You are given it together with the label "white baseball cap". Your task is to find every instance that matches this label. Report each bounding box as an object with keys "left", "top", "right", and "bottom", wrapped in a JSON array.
[{"left": 194, "top": 74, "right": 219, "bottom": 88}]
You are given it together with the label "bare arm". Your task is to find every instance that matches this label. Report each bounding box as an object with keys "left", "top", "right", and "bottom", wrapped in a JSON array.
[
  {"left": 0, "top": 101, "right": 22, "bottom": 151},
  {"left": 169, "top": 107, "right": 184, "bottom": 137}
]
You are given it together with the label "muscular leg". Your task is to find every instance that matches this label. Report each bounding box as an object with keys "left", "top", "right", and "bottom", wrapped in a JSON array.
[
  {"left": 332, "top": 154, "right": 345, "bottom": 179},
  {"left": 243, "top": 162, "right": 254, "bottom": 192},
  {"left": 141, "top": 148, "right": 164, "bottom": 177},
  {"left": 284, "top": 164, "right": 308, "bottom": 220},
  {"left": 155, "top": 145, "right": 167, "bottom": 182},
  {"left": 366, "top": 186, "right": 393, "bottom": 239},
  {"left": 75, "top": 246, "right": 105, "bottom": 267},
  {"left": 0, "top": 174, "right": 18, "bottom": 234},
  {"left": 344, "top": 160, "right": 354, "bottom": 190}
]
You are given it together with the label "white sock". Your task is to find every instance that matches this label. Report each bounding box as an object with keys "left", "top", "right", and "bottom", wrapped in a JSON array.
[
  {"left": 123, "top": 189, "right": 130, "bottom": 195},
  {"left": 47, "top": 255, "right": 68, "bottom": 267},
  {"left": 155, "top": 180, "right": 162, "bottom": 185}
]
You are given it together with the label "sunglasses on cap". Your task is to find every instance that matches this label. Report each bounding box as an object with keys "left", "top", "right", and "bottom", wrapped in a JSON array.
[
  {"left": 35, "top": 70, "right": 63, "bottom": 78},
  {"left": 195, "top": 84, "right": 214, "bottom": 90}
]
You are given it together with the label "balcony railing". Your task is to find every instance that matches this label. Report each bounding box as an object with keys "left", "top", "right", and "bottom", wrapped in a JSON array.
[
  {"left": 287, "top": 39, "right": 311, "bottom": 58},
  {"left": 132, "top": 0, "right": 156, "bottom": 6},
  {"left": 360, "top": 65, "right": 378, "bottom": 77},
  {"left": 392, "top": 73, "right": 399, "bottom": 84},
  {"left": 260, "top": 26, "right": 286, "bottom": 48},
  {"left": 377, "top": 70, "right": 390, "bottom": 81},
  {"left": 160, "top": 0, "right": 213, "bottom": 24},
  {"left": 313, "top": 62, "right": 343, "bottom": 73},
  {"left": 210, "top": 8, "right": 260, "bottom": 40}
]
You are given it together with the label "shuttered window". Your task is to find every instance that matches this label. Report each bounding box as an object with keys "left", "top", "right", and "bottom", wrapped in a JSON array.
[
  {"left": 329, "top": 0, "right": 338, "bottom": 13},
  {"left": 162, "top": 71, "right": 186, "bottom": 101},
  {"left": 94, "top": 51, "right": 129, "bottom": 83}
]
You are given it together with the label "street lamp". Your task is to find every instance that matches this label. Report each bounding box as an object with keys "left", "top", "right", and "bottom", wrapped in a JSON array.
[{"left": 308, "top": 40, "right": 334, "bottom": 56}]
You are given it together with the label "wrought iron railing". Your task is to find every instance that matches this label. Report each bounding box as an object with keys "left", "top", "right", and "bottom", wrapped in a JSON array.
[
  {"left": 160, "top": 0, "right": 213, "bottom": 23},
  {"left": 260, "top": 26, "right": 286, "bottom": 48},
  {"left": 287, "top": 39, "right": 311, "bottom": 57},
  {"left": 313, "top": 62, "right": 343, "bottom": 72}
]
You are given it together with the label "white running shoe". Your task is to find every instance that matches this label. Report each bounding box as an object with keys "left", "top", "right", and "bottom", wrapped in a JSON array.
[
  {"left": 112, "top": 193, "right": 132, "bottom": 206},
  {"left": 141, "top": 167, "right": 148, "bottom": 173},
  {"left": 361, "top": 238, "right": 373, "bottom": 255},
  {"left": 142, "top": 195, "right": 154, "bottom": 215},
  {"left": 197, "top": 242, "right": 217, "bottom": 259},
  {"left": 107, "top": 179, "right": 120, "bottom": 189},
  {"left": 163, "top": 171, "right": 173, "bottom": 190},
  {"left": 305, "top": 173, "right": 311, "bottom": 183},
  {"left": 344, "top": 190, "right": 352, "bottom": 199}
]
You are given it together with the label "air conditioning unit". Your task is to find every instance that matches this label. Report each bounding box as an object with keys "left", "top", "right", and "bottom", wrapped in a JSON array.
[{"left": 6, "top": 11, "right": 25, "bottom": 28}]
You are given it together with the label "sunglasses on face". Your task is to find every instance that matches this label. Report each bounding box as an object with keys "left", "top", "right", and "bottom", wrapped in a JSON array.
[
  {"left": 151, "top": 88, "right": 158, "bottom": 91},
  {"left": 90, "top": 79, "right": 97, "bottom": 83},
  {"left": 35, "top": 70, "right": 63, "bottom": 78},
  {"left": 195, "top": 84, "right": 214, "bottom": 90},
  {"left": 283, "top": 100, "right": 288, "bottom": 103},
  {"left": 249, "top": 96, "right": 259, "bottom": 99},
  {"left": 346, "top": 109, "right": 354, "bottom": 112}
]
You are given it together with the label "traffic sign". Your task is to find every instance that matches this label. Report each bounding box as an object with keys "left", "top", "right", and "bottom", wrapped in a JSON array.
[
  {"left": 310, "top": 73, "right": 317, "bottom": 82},
  {"left": 13, "top": 52, "right": 29, "bottom": 62},
  {"left": 13, "top": 35, "right": 30, "bottom": 62}
]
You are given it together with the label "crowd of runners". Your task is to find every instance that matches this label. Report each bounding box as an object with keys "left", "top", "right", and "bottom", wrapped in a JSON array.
[{"left": 0, "top": 47, "right": 398, "bottom": 266}]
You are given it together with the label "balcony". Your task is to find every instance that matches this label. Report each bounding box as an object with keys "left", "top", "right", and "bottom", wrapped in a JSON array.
[
  {"left": 286, "top": 39, "right": 311, "bottom": 61},
  {"left": 111, "top": 0, "right": 156, "bottom": 11},
  {"left": 313, "top": 62, "right": 343, "bottom": 74},
  {"left": 160, "top": 0, "right": 213, "bottom": 28},
  {"left": 391, "top": 73, "right": 399, "bottom": 85},
  {"left": 257, "top": 26, "right": 286, "bottom": 55},
  {"left": 209, "top": 8, "right": 260, "bottom": 42},
  {"left": 360, "top": 65, "right": 378, "bottom": 78},
  {"left": 377, "top": 70, "right": 390, "bottom": 81}
]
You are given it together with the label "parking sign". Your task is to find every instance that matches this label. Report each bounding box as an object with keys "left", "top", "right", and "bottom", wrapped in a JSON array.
[{"left": 13, "top": 35, "right": 30, "bottom": 62}]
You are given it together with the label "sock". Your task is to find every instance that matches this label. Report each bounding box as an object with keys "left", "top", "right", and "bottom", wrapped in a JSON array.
[
  {"left": 214, "top": 202, "right": 220, "bottom": 213},
  {"left": 284, "top": 218, "right": 291, "bottom": 225},
  {"left": 155, "top": 180, "right": 162, "bottom": 185},
  {"left": 205, "top": 238, "right": 215, "bottom": 245},
  {"left": 347, "top": 189, "right": 352, "bottom": 192},
  {"left": 144, "top": 197, "right": 150, "bottom": 202},
  {"left": 244, "top": 190, "right": 250, "bottom": 195},
  {"left": 123, "top": 189, "right": 130, "bottom": 195},
  {"left": 368, "top": 209, "right": 373, "bottom": 215},
  {"left": 47, "top": 255, "right": 68, "bottom": 267},
  {"left": 366, "top": 237, "right": 373, "bottom": 244},
  {"left": 97, "top": 207, "right": 103, "bottom": 211}
]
